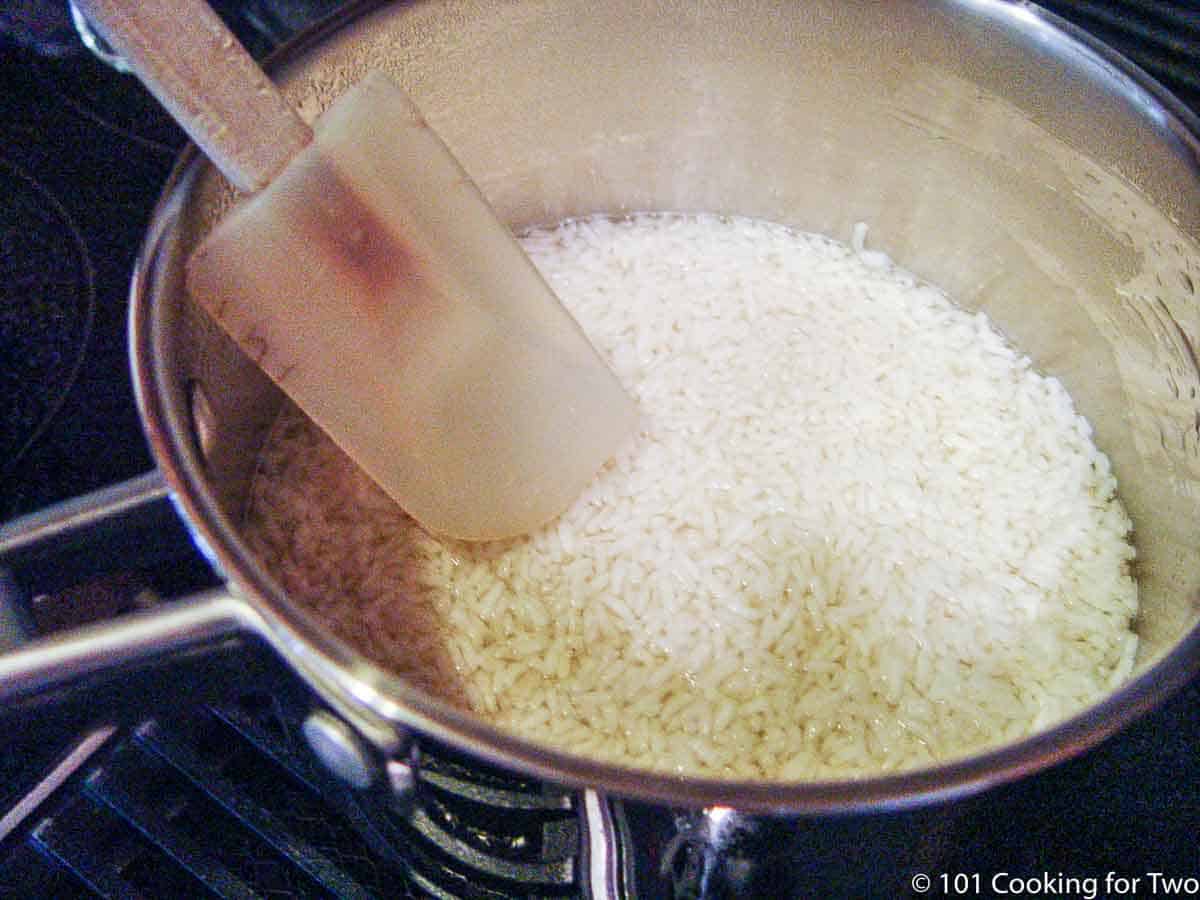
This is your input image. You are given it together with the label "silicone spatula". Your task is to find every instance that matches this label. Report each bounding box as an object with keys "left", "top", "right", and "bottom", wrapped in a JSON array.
[{"left": 75, "top": 0, "right": 638, "bottom": 541}]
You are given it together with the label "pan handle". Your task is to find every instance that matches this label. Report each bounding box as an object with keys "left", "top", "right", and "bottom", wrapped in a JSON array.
[
  {"left": 0, "top": 470, "right": 199, "bottom": 603},
  {"left": 0, "top": 471, "right": 273, "bottom": 724},
  {"left": 0, "top": 472, "right": 417, "bottom": 809},
  {"left": 0, "top": 588, "right": 272, "bottom": 722}
]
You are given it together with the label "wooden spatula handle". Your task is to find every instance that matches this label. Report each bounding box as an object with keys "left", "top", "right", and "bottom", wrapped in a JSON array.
[{"left": 74, "top": 0, "right": 312, "bottom": 192}]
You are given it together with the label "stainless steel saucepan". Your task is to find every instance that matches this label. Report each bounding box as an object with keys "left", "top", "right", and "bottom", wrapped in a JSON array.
[{"left": 3, "top": 0, "right": 1200, "bottom": 816}]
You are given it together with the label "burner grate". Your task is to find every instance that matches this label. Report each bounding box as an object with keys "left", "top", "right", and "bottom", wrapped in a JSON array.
[
  {"left": 31, "top": 799, "right": 200, "bottom": 899},
  {"left": 124, "top": 723, "right": 390, "bottom": 896},
  {"left": 1041, "top": 0, "right": 1200, "bottom": 110},
  {"left": 0, "top": 690, "right": 584, "bottom": 899}
]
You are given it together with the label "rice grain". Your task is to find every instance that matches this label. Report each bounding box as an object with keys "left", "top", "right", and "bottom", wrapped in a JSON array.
[{"left": 244, "top": 213, "right": 1138, "bottom": 780}]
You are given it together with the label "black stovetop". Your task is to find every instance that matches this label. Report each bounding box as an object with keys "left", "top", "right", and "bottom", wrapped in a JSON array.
[{"left": 1, "top": 2, "right": 1198, "bottom": 898}]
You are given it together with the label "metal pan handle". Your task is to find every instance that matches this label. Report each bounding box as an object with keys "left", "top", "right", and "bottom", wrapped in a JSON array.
[
  {"left": 0, "top": 472, "right": 418, "bottom": 813},
  {"left": 1, "top": 471, "right": 201, "bottom": 602},
  {"left": 0, "top": 471, "right": 271, "bottom": 725}
]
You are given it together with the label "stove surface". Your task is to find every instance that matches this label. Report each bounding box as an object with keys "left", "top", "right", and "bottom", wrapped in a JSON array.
[
  {"left": 1, "top": 2, "right": 1199, "bottom": 898},
  {"left": 0, "top": 44, "right": 175, "bottom": 518}
]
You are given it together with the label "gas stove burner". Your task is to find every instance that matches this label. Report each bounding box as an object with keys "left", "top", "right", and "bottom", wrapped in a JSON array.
[
  {"left": 31, "top": 52, "right": 183, "bottom": 156},
  {"left": 0, "top": 157, "right": 95, "bottom": 483}
]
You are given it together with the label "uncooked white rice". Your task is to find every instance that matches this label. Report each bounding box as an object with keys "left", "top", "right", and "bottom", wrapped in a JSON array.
[{"left": 243, "top": 213, "right": 1138, "bottom": 780}]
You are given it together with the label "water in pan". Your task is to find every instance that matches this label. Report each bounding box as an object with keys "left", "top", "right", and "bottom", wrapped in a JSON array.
[{"left": 243, "top": 213, "right": 1138, "bottom": 781}]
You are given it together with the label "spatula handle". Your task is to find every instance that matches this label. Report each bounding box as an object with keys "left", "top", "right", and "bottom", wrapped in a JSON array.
[{"left": 73, "top": 0, "right": 312, "bottom": 192}]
